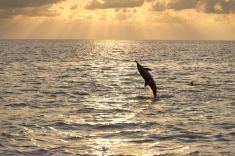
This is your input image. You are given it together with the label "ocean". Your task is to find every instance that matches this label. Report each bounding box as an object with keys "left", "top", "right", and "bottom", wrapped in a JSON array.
[{"left": 0, "top": 40, "right": 234, "bottom": 155}]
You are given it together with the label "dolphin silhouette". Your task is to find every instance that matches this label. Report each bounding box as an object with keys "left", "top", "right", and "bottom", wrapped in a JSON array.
[{"left": 135, "top": 60, "right": 157, "bottom": 98}]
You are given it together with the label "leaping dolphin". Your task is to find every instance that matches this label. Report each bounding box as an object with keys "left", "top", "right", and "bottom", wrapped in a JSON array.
[{"left": 135, "top": 60, "right": 157, "bottom": 98}]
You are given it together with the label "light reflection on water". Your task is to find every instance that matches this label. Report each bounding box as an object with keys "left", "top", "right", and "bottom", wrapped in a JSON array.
[{"left": 0, "top": 40, "right": 235, "bottom": 155}]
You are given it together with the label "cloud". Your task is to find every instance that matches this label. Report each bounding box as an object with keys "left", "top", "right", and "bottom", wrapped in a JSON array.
[
  {"left": 86, "top": 0, "right": 145, "bottom": 9},
  {"left": 152, "top": 0, "right": 198, "bottom": 11},
  {"left": 0, "top": 6, "right": 59, "bottom": 18},
  {"left": 0, "top": 0, "right": 64, "bottom": 18},
  {"left": 200, "top": 0, "right": 235, "bottom": 14},
  {"left": 70, "top": 5, "right": 78, "bottom": 10},
  {"left": 0, "top": 0, "right": 64, "bottom": 8},
  {"left": 151, "top": 0, "right": 235, "bottom": 14},
  {"left": 114, "top": 9, "right": 137, "bottom": 21}
]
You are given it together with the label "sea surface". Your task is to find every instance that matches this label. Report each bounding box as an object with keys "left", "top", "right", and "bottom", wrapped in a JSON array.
[{"left": 0, "top": 40, "right": 235, "bottom": 155}]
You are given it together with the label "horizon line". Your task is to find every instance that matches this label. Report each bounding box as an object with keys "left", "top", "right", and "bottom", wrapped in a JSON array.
[{"left": 0, "top": 38, "right": 235, "bottom": 41}]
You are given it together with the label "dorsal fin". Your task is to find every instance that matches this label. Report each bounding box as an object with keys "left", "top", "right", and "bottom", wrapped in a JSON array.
[{"left": 145, "top": 68, "right": 152, "bottom": 71}]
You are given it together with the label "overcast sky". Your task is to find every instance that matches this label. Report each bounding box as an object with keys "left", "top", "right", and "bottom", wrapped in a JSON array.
[{"left": 0, "top": 0, "right": 235, "bottom": 40}]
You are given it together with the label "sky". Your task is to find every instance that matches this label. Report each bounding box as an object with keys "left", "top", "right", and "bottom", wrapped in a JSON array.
[{"left": 0, "top": 0, "right": 235, "bottom": 40}]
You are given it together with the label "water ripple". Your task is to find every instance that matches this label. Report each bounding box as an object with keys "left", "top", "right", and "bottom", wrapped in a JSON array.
[{"left": 0, "top": 40, "right": 235, "bottom": 155}]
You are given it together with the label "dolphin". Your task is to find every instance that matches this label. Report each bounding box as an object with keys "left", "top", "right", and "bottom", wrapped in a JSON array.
[{"left": 135, "top": 60, "right": 157, "bottom": 98}]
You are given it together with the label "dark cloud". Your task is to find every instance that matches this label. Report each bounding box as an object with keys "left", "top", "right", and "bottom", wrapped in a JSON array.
[
  {"left": 152, "top": 0, "right": 198, "bottom": 11},
  {"left": 0, "top": 6, "right": 59, "bottom": 18},
  {"left": 170, "top": 0, "right": 198, "bottom": 10},
  {"left": 86, "top": 0, "right": 144, "bottom": 9},
  {"left": 0, "top": 0, "right": 63, "bottom": 8},
  {"left": 202, "top": 0, "right": 235, "bottom": 14},
  {"left": 152, "top": 0, "right": 235, "bottom": 14},
  {"left": 0, "top": 0, "right": 64, "bottom": 18}
]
